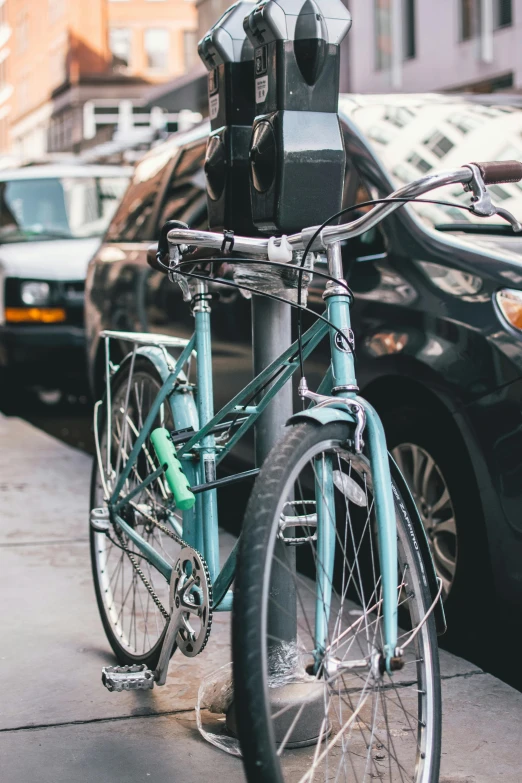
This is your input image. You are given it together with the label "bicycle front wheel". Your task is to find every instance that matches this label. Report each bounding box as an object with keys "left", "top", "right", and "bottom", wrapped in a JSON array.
[{"left": 233, "top": 421, "right": 441, "bottom": 783}]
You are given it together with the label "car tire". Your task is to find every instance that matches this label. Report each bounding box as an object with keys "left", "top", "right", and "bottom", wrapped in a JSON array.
[{"left": 380, "top": 404, "right": 493, "bottom": 647}]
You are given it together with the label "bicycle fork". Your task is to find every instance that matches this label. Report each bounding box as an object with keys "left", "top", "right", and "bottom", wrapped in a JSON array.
[{"left": 310, "top": 241, "right": 399, "bottom": 671}]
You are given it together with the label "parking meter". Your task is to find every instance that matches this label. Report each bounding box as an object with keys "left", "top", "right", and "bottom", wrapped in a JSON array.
[
  {"left": 198, "top": 1, "right": 257, "bottom": 234},
  {"left": 244, "top": 0, "right": 352, "bottom": 234}
]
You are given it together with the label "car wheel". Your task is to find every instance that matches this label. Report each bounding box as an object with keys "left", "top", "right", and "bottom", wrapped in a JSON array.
[
  {"left": 380, "top": 405, "right": 492, "bottom": 638},
  {"left": 391, "top": 441, "right": 457, "bottom": 600}
]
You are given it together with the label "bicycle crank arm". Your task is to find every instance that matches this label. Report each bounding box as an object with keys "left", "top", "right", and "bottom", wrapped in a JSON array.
[
  {"left": 100, "top": 546, "right": 212, "bottom": 693},
  {"left": 154, "top": 606, "right": 183, "bottom": 686},
  {"left": 156, "top": 545, "right": 213, "bottom": 685}
]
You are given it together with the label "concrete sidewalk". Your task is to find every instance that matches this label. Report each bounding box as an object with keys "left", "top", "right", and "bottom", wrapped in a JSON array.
[{"left": 1, "top": 412, "right": 522, "bottom": 782}]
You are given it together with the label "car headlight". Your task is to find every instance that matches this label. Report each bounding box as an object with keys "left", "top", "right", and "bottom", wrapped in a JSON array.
[
  {"left": 21, "top": 281, "right": 51, "bottom": 306},
  {"left": 496, "top": 288, "right": 522, "bottom": 331}
]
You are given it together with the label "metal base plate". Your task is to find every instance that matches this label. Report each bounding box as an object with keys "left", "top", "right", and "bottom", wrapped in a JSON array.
[{"left": 226, "top": 680, "right": 328, "bottom": 748}]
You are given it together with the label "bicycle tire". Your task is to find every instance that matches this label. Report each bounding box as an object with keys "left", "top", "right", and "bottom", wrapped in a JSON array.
[
  {"left": 233, "top": 421, "right": 441, "bottom": 783},
  {"left": 90, "top": 356, "right": 189, "bottom": 668}
]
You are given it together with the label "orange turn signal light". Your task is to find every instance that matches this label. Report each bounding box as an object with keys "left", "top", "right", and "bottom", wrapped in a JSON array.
[
  {"left": 5, "top": 307, "right": 67, "bottom": 324},
  {"left": 496, "top": 289, "right": 522, "bottom": 332}
]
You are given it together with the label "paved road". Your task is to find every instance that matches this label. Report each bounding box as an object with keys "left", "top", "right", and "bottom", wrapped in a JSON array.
[{"left": 1, "top": 412, "right": 522, "bottom": 781}]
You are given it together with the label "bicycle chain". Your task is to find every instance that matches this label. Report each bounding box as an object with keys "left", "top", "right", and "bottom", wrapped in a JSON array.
[
  {"left": 133, "top": 507, "right": 214, "bottom": 655},
  {"left": 112, "top": 503, "right": 213, "bottom": 654},
  {"left": 112, "top": 526, "right": 170, "bottom": 620}
]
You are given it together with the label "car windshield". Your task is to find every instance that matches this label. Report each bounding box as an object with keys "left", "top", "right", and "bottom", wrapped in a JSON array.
[
  {"left": 0, "top": 175, "right": 129, "bottom": 243},
  {"left": 340, "top": 94, "right": 522, "bottom": 234}
]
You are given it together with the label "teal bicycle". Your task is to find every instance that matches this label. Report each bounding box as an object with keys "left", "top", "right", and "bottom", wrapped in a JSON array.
[{"left": 90, "top": 158, "right": 522, "bottom": 782}]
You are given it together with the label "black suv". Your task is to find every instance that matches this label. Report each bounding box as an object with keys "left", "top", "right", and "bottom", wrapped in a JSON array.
[{"left": 86, "top": 94, "right": 522, "bottom": 644}]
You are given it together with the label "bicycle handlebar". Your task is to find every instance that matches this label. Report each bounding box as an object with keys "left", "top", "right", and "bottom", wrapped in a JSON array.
[
  {"left": 158, "top": 161, "right": 521, "bottom": 265},
  {"left": 471, "top": 160, "right": 522, "bottom": 185}
]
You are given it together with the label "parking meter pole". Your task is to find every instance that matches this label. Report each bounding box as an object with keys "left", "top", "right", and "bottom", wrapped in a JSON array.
[
  {"left": 200, "top": 0, "right": 353, "bottom": 743},
  {"left": 245, "top": 0, "right": 352, "bottom": 659},
  {"left": 252, "top": 295, "right": 297, "bottom": 647}
]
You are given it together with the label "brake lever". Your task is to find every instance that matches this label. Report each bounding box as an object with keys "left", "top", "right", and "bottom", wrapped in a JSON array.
[
  {"left": 495, "top": 206, "right": 522, "bottom": 233},
  {"left": 464, "top": 162, "right": 522, "bottom": 232}
]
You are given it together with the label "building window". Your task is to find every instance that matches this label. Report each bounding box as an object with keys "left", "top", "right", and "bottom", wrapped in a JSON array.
[
  {"left": 375, "top": 0, "right": 415, "bottom": 70},
  {"left": 183, "top": 30, "right": 197, "bottom": 72},
  {"left": 374, "top": 0, "right": 391, "bottom": 71},
  {"left": 367, "top": 125, "right": 395, "bottom": 145},
  {"left": 423, "top": 130, "right": 455, "bottom": 159},
  {"left": 447, "top": 112, "right": 481, "bottom": 134},
  {"left": 403, "top": 0, "right": 416, "bottom": 59},
  {"left": 109, "top": 28, "right": 131, "bottom": 70},
  {"left": 48, "top": 0, "right": 65, "bottom": 23},
  {"left": 16, "top": 9, "right": 29, "bottom": 54},
  {"left": 144, "top": 29, "right": 169, "bottom": 71},
  {"left": 494, "top": 0, "right": 512, "bottom": 29},
  {"left": 49, "top": 47, "right": 66, "bottom": 86},
  {"left": 489, "top": 183, "right": 512, "bottom": 200},
  {"left": 460, "top": 0, "right": 478, "bottom": 41},
  {"left": 407, "top": 152, "right": 433, "bottom": 173},
  {"left": 18, "top": 76, "right": 29, "bottom": 113},
  {"left": 385, "top": 105, "right": 415, "bottom": 127}
]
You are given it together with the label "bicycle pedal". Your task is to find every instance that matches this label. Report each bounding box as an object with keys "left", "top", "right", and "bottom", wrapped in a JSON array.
[{"left": 101, "top": 664, "right": 155, "bottom": 692}]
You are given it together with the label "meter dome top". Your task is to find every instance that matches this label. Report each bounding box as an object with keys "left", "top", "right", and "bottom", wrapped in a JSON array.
[{"left": 244, "top": 0, "right": 352, "bottom": 47}]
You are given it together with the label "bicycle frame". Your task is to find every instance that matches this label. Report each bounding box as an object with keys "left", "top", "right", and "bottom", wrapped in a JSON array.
[
  {"left": 102, "top": 241, "right": 399, "bottom": 665},
  {"left": 104, "top": 314, "right": 328, "bottom": 609}
]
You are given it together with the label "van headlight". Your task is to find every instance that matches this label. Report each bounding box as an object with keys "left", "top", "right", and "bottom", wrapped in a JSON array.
[
  {"left": 496, "top": 288, "right": 522, "bottom": 332},
  {"left": 21, "top": 281, "right": 51, "bottom": 306}
]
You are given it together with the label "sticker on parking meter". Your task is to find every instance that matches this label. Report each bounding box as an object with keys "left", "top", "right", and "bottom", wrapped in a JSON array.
[
  {"left": 255, "top": 76, "right": 268, "bottom": 103},
  {"left": 209, "top": 94, "right": 219, "bottom": 120},
  {"left": 334, "top": 328, "right": 355, "bottom": 353}
]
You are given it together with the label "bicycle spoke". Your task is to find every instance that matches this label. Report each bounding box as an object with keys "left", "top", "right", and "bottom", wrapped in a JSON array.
[
  {"left": 92, "top": 365, "right": 184, "bottom": 661},
  {"left": 241, "top": 429, "right": 439, "bottom": 782}
]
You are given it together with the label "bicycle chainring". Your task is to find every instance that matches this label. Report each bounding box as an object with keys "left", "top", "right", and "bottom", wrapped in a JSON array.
[{"left": 169, "top": 546, "right": 213, "bottom": 657}]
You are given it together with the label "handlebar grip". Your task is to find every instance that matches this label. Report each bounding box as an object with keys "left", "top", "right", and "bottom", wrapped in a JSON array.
[
  {"left": 146, "top": 243, "right": 166, "bottom": 273},
  {"left": 147, "top": 219, "right": 191, "bottom": 275},
  {"left": 471, "top": 160, "right": 522, "bottom": 185}
]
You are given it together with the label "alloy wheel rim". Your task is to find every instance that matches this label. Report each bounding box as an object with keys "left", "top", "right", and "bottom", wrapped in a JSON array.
[{"left": 391, "top": 442, "right": 457, "bottom": 600}]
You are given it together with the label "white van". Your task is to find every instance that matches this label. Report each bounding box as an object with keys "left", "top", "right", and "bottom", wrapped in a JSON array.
[{"left": 0, "top": 163, "right": 130, "bottom": 388}]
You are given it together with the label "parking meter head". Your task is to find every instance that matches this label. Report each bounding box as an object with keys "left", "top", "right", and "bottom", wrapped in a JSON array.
[
  {"left": 244, "top": 0, "right": 352, "bottom": 234},
  {"left": 198, "top": 1, "right": 258, "bottom": 234}
]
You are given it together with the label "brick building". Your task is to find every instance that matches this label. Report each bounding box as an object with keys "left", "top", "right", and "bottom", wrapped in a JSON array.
[{"left": 0, "top": 0, "right": 198, "bottom": 160}]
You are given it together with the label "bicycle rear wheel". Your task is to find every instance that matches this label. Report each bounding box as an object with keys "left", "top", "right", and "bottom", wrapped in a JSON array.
[
  {"left": 233, "top": 421, "right": 441, "bottom": 783},
  {"left": 90, "top": 357, "right": 188, "bottom": 668}
]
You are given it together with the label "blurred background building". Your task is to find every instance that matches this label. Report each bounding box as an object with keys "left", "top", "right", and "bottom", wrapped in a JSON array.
[
  {"left": 0, "top": 0, "right": 521, "bottom": 165},
  {"left": 347, "top": 0, "right": 518, "bottom": 94},
  {"left": 0, "top": 0, "right": 199, "bottom": 162}
]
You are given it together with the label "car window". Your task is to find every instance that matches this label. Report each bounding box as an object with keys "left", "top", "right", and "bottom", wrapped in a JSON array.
[
  {"left": 0, "top": 176, "right": 128, "bottom": 243},
  {"left": 106, "top": 144, "right": 177, "bottom": 242},
  {"left": 155, "top": 142, "right": 208, "bottom": 234},
  {"left": 340, "top": 94, "right": 522, "bottom": 233},
  {"left": 342, "top": 160, "right": 386, "bottom": 260}
]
